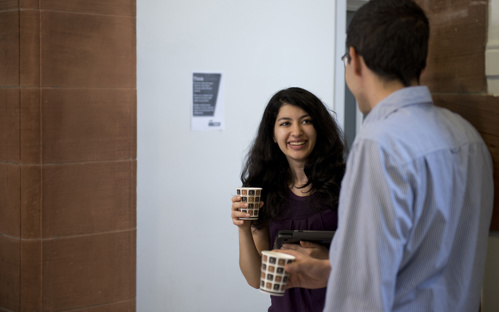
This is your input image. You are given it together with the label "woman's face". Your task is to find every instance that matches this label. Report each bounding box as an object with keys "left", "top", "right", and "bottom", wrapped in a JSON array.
[{"left": 273, "top": 104, "right": 317, "bottom": 166}]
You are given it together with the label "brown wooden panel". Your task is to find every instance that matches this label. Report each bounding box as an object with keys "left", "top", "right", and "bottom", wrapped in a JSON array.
[
  {"left": 42, "top": 161, "right": 134, "bottom": 237},
  {"left": 0, "top": 0, "right": 18, "bottom": 11},
  {"left": 41, "top": 0, "right": 135, "bottom": 16},
  {"left": 416, "top": 0, "right": 487, "bottom": 93},
  {"left": 42, "top": 231, "right": 135, "bottom": 311},
  {"left": 433, "top": 93, "right": 499, "bottom": 231},
  {"left": 20, "top": 240, "right": 42, "bottom": 311},
  {"left": 0, "top": 236, "right": 20, "bottom": 312},
  {"left": 0, "top": 164, "right": 20, "bottom": 238},
  {"left": 62, "top": 300, "right": 136, "bottom": 312},
  {"left": 20, "top": 88, "right": 41, "bottom": 164},
  {"left": 0, "top": 11, "right": 19, "bottom": 87},
  {"left": 41, "top": 88, "right": 136, "bottom": 162},
  {"left": 41, "top": 11, "right": 136, "bottom": 88},
  {"left": 20, "top": 9, "right": 41, "bottom": 87},
  {"left": 21, "top": 165, "right": 42, "bottom": 239},
  {"left": 19, "top": 0, "right": 38, "bottom": 9},
  {"left": 0, "top": 88, "right": 20, "bottom": 161}
]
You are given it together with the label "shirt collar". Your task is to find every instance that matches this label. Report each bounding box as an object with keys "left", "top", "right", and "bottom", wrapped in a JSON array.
[{"left": 363, "top": 86, "right": 433, "bottom": 124}]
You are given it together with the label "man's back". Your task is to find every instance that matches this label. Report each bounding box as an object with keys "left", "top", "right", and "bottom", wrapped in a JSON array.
[{"left": 325, "top": 86, "right": 494, "bottom": 311}]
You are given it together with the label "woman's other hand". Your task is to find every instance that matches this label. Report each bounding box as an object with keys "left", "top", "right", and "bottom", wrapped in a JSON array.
[
  {"left": 281, "top": 241, "right": 329, "bottom": 260},
  {"left": 231, "top": 195, "right": 264, "bottom": 228}
]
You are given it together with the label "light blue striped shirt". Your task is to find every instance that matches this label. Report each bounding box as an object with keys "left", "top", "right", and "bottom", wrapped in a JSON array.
[{"left": 324, "top": 86, "right": 494, "bottom": 312}]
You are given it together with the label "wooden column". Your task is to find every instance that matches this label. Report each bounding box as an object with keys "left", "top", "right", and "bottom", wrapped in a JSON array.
[
  {"left": 0, "top": 1, "right": 136, "bottom": 311},
  {"left": 415, "top": 0, "right": 499, "bottom": 231}
]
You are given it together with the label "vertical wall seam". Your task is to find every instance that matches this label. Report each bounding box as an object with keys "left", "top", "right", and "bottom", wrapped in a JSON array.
[
  {"left": 17, "top": 0, "right": 22, "bottom": 309},
  {"left": 39, "top": 0, "right": 43, "bottom": 309}
]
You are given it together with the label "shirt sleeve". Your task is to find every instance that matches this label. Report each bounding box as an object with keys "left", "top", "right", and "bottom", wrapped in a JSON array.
[{"left": 324, "top": 139, "right": 414, "bottom": 312}]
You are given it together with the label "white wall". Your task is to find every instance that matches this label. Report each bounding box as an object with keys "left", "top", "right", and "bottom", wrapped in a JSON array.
[{"left": 137, "top": 1, "right": 339, "bottom": 311}]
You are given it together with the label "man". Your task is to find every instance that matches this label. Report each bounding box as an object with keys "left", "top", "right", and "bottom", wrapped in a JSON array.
[{"left": 279, "top": 0, "right": 494, "bottom": 311}]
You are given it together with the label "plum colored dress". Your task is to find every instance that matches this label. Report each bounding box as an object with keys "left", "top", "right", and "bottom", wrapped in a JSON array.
[{"left": 267, "top": 191, "right": 338, "bottom": 312}]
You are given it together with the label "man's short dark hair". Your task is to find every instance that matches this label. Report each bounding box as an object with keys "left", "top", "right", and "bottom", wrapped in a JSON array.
[{"left": 346, "top": 0, "right": 430, "bottom": 86}]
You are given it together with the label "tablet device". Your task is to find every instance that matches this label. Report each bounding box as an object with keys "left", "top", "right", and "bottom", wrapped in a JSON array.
[{"left": 273, "top": 230, "right": 335, "bottom": 249}]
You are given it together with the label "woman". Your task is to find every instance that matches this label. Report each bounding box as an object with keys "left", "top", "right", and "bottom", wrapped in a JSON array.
[{"left": 231, "top": 87, "right": 346, "bottom": 312}]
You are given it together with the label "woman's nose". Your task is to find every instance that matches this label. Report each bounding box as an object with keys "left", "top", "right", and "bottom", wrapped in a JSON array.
[{"left": 291, "top": 124, "right": 303, "bottom": 136}]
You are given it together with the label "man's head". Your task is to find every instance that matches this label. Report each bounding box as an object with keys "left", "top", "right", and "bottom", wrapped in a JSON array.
[{"left": 346, "top": 0, "right": 429, "bottom": 87}]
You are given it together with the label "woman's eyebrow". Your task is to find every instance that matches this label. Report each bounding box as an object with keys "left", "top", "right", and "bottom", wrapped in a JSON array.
[{"left": 276, "top": 114, "right": 310, "bottom": 122}]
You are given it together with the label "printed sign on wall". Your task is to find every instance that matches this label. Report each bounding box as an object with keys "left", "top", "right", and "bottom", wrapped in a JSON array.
[{"left": 191, "top": 72, "right": 225, "bottom": 131}]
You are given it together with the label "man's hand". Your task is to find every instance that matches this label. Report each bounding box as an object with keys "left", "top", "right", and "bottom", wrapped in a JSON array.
[{"left": 276, "top": 249, "right": 331, "bottom": 289}]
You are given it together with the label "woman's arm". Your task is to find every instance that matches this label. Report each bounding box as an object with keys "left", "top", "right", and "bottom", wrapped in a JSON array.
[
  {"left": 238, "top": 225, "right": 269, "bottom": 288},
  {"left": 231, "top": 196, "right": 270, "bottom": 288}
]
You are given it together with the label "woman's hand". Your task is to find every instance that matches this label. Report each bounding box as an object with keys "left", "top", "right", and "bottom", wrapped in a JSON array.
[
  {"left": 231, "top": 196, "right": 264, "bottom": 228},
  {"left": 281, "top": 241, "right": 329, "bottom": 260}
]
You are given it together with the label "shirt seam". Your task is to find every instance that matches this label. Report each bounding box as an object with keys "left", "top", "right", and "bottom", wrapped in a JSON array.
[{"left": 356, "top": 138, "right": 487, "bottom": 169}]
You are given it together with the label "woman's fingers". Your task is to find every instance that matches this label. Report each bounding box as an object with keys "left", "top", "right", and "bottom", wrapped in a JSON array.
[
  {"left": 232, "top": 209, "right": 250, "bottom": 220},
  {"left": 233, "top": 219, "right": 246, "bottom": 226},
  {"left": 281, "top": 242, "right": 329, "bottom": 259},
  {"left": 299, "top": 241, "right": 321, "bottom": 248},
  {"left": 231, "top": 195, "right": 241, "bottom": 203},
  {"left": 232, "top": 201, "right": 249, "bottom": 213},
  {"left": 231, "top": 196, "right": 251, "bottom": 225},
  {"left": 281, "top": 244, "right": 313, "bottom": 257},
  {"left": 281, "top": 243, "right": 307, "bottom": 252}
]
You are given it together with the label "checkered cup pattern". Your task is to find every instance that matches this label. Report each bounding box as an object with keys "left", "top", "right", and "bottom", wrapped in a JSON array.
[
  {"left": 259, "top": 251, "right": 295, "bottom": 296},
  {"left": 236, "top": 187, "right": 262, "bottom": 220}
]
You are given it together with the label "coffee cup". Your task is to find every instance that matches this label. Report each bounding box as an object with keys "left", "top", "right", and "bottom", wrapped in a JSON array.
[
  {"left": 236, "top": 187, "right": 262, "bottom": 220},
  {"left": 259, "top": 250, "right": 295, "bottom": 296}
]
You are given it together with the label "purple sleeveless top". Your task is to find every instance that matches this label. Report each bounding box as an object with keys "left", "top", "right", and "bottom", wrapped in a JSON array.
[{"left": 267, "top": 191, "right": 338, "bottom": 312}]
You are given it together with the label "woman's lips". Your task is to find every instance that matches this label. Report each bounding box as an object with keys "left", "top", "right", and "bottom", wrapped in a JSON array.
[{"left": 288, "top": 141, "right": 306, "bottom": 148}]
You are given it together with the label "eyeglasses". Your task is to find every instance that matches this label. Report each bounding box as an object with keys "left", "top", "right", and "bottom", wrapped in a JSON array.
[{"left": 341, "top": 52, "right": 349, "bottom": 67}]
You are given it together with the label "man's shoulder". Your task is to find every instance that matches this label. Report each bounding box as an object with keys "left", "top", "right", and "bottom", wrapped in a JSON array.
[{"left": 356, "top": 104, "right": 486, "bottom": 164}]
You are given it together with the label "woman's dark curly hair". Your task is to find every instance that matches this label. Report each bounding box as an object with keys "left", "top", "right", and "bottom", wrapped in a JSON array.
[{"left": 241, "top": 87, "right": 346, "bottom": 230}]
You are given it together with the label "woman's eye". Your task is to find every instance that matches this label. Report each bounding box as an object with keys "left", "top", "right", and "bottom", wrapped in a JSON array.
[
  {"left": 302, "top": 119, "right": 313, "bottom": 124},
  {"left": 279, "top": 122, "right": 290, "bottom": 126}
]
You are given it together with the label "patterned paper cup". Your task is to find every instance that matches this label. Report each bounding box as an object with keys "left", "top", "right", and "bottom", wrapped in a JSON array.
[
  {"left": 236, "top": 187, "right": 262, "bottom": 220},
  {"left": 259, "top": 251, "right": 295, "bottom": 296}
]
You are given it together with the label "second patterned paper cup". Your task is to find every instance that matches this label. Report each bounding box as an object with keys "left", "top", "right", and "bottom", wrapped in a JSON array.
[{"left": 259, "top": 250, "right": 295, "bottom": 296}]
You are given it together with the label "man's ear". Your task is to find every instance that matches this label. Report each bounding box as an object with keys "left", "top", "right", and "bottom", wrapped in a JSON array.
[{"left": 349, "top": 46, "right": 363, "bottom": 76}]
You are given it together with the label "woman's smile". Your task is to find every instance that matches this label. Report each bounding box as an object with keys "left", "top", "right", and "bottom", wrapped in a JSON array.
[{"left": 288, "top": 140, "right": 308, "bottom": 150}]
